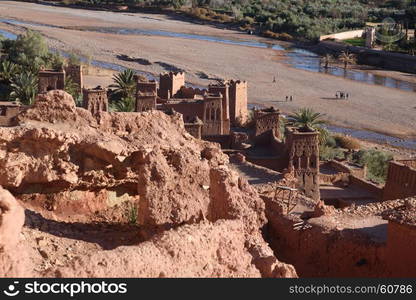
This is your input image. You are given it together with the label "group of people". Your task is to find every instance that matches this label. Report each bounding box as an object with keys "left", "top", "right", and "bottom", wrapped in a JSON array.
[
  {"left": 285, "top": 95, "right": 294, "bottom": 102},
  {"left": 336, "top": 91, "right": 349, "bottom": 100}
]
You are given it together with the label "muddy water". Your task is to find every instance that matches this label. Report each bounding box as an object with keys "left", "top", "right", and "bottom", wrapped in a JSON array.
[{"left": 1, "top": 26, "right": 415, "bottom": 149}]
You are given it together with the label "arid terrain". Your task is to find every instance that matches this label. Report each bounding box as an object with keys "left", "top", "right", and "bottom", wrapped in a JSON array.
[{"left": 0, "top": 1, "right": 415, "bottom": 139}]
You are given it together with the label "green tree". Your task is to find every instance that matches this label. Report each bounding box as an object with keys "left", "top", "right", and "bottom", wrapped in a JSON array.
[
  {"left": 10, "top": 71, "right": 38, "bottom": 105},
  {"left": 338, "top": 51, "right": 356, "bottom": 69},
  {"left": 64, "top": 76, "right": 81, "bottom": 104},
  {"left": 7, "top": 30, "right": 49, "bottom": 73},
  {"left": 0, "top": 61, "right": 19, "bottom": 83},
  {"left": 111, "top": 69, "right": 136, "bottom": 100},
  {"left": 111, "top": 96, "right": 135, "bottom": 112}
]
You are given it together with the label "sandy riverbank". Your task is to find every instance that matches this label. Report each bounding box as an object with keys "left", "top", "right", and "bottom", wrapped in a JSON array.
[{"left": 0, "top": 1, "right": 415, "bottom": 139}]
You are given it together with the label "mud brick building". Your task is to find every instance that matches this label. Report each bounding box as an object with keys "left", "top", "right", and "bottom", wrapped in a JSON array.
[
  {"left": 82, "top": 86, "right": 108, "bottom": 115},
  {"left": 38, "top": 68, "right": 65, "bottom": 94}
]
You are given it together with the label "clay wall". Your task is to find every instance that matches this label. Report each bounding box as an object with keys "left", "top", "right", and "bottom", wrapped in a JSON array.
[
  {"left": 245, "top": 156, "right": 288, "bottom": 172},
  {"left": 203, "top": 135, "right": 232, "bottom": 149},
  {"left": 175, "top": 86, "right": 207, "bottom": 99},
  {"left": 136, "top": 80, "right": 157, "bottom": 112},
  {"left": 38, "top": 69, "right": 65, "bottom": 94},
  {"left": 383, "top": 160, "right": 416, "bottom": 201},
  {"left": 228, "top": 80, "right": 248, "bottom": 125},
  {"left": 0, "top": 105, "right": 22, "bottom": 126},
  {"left": 64, "top": 64, "right": 83, "bottom": 92},
  {"left": 349, "top": 175, "right": 383, "bottom": 200},
  {"left": 386, "top": 221, "right": 416, "bottom": 277},
  {"left": 253, "top": 109, "right": 281, "bottom": 145},
  {"left": 82, "top": 88, "right": 108, "bottom": 115},
  {"left": 158, "top": 72, "right": 185, "bottom": 100},
  {"left": 202, "top": 95, "right": 223, "bottom": 136},
  {"left": 162, "top": 100, "right": 205, "bottom": 124},
  {"left": 184, "top": 123, "right": 202, "bottom": 139},
  {"left": 135, "top": 96, "right": 156, "bottom": 112},
  {"left": 265, "top": 209, "right": 389, "bottom": 277},
  {"left": 286, "top": 128, "right": 320, "bottom": 200},
  {"left": 208, "top": 83, "right": 230, "bottom": 124}
]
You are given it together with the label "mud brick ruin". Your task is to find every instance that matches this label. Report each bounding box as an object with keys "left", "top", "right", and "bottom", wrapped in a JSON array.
[
  {"left": 38, "top": 68, "right": 65, "bottom": 93},
  {"left": 82, "top": 86, "right": 108, "bottom": 115},
  {"left": 64, "top": 64, "right": 83, "bottom": 93},
  {"left": 0, "top": 101, "right": 23, "bottom": 126}
]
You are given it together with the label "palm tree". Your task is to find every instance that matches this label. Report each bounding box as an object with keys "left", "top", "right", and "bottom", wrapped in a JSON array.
[
  {"left": 0, "top": 61, "right": 18, "bottom": 83},
  {"left": 110, "top": 96, "right": 135, "bottom": 112},
  {"left": 10, "top": 71, "right": 38, "bottom": 105},
  {"left": 112, "top": 69, "right": 136, "bottom": 99},
  {"left": 321, "top": 54, "right": 333, "bottom": 69},
  {"left": 338, "top": 51, "right": 356, "bottom": 69},
  {"left": 289, "top": 108, "right": 329, "bottom": 144},
  {"left": 64, "top": 76, "right": 81, "bottom": 103}
]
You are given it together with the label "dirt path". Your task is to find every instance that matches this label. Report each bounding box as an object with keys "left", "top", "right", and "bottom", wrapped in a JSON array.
[{"left": 1, "top": 1, "right": 415, "bottom": 139}]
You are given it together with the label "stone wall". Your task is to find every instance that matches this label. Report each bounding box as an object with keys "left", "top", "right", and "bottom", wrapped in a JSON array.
[{"left": 383, "top": 160, "right": 416, "bottom": 200}]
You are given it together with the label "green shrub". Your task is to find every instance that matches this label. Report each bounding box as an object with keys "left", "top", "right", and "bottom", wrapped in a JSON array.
[
  {"left": 351, "top": 149, "right": 393, "bottom": 183},
  {"left": 319, "top": 145, "right": 345, "bottom": 161},
  {"left": 325, "top": 135, "right": 337, "bottom": 148}
]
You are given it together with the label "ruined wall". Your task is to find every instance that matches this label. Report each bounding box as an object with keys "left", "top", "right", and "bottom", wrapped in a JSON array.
[
  {"left": 202, "top": 94, "right": 224, "bottom": 136},
  {"left": 64, "top": 64, "right": 83, "bottom": 92},
  {"left": 228, "top": 80, "right": 248, "bottom": 125},
  {"left": 208, "top": 83, "right": 230, "bottom": 128},
  {"left": 175, "top": 86, "right": 207, "bottom": 99},
  {"left": 162, "top": 100, "right": 205, "bottom": 123},
  {"left": 383, "top": 160, "right": 416, "bottom": 201},
  {"left": 0, "top": 105, "right": 22, "bottom": 126},
  {"left": 350, "top": 175, "right": 383, "bottom": 200},
  {"left": 184, "top": 122, "right": 202, "bottom": 139},
  {"left": 158, "top": 72, "right": 185, "bottom": 100},
  {"left": 203, "top": 135, "right": 232, "bottom": 149},
  {"left": 286, "top": 128, "right": 320, "bottom": 200},
  {"left": 324, "top": 160, "right": 366, "bottom": 178},
  {"left": 253, "top": 109, "right": 281, "bottom": 145},
  {"left": 386, "top": 221, "right": 416, "bottom": 277},
  {"left": 82, "top": 88, "right": 108, "bottom": 115},
  {"left": 266, "top": 211, "right": 389, "bottom": 277},
  {"left": 136, "top": 80, "right": 157, "bottom": 112},
  {"left": 38, "top": 69, "right": 65, "bottom": 94}
]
